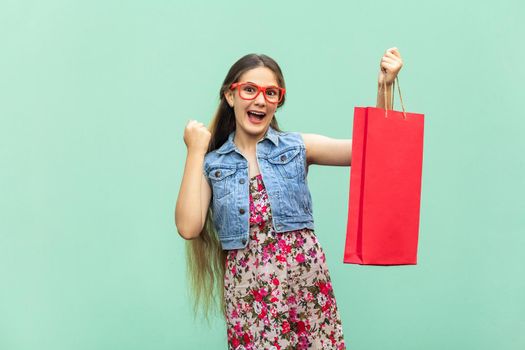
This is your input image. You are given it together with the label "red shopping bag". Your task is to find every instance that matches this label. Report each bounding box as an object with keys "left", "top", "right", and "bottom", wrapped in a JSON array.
[{"left": 344, "top": 77, "right": 424, "bottom": 265}]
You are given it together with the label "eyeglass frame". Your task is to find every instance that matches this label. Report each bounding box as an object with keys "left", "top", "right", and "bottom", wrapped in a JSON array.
[{"left": 229, "top": 82, "right": 286, "bottom": 104}]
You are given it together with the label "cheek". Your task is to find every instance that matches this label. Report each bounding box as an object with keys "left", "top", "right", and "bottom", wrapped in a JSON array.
[
  {"left": 234, "top": 105, "right": 247, "bottom": 120},
  {"left": 235, "top": 99, "right": 247, "bottom": 109},
  {"left": 237, "top": 101, "right": 253, "bottom": 114}
]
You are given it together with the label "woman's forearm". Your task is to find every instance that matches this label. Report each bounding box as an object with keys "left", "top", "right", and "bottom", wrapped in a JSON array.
[{"left": 175, "top": 150, "right": 207, "bottom": 239}]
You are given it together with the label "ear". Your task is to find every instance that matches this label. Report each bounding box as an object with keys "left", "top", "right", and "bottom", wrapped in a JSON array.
[{"left": 225, "top": 90, "right": 234, "bottom": 108}]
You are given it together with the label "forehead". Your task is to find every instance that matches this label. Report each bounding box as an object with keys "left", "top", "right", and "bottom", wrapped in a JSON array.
[{"left": 239, "top": 66, "right": 279, "bottom": 86}]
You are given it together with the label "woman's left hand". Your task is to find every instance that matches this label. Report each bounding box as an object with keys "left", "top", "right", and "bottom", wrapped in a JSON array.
[{"left": 378, "top": 47, "right": 403, "bottom": 86}]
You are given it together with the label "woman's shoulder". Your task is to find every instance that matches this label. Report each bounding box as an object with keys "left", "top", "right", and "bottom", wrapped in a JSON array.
[{"left": 275, "top": 129, "right": 306, "bottom": 147}]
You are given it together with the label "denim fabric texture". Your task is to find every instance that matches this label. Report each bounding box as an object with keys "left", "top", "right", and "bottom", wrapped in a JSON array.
[{"left": 203, "top": 125, "right": 315, "bottom": 250}]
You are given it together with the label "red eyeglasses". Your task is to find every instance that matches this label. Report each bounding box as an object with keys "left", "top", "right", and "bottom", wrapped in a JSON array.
[{"left": 230, "top": 82, "right": 286, "bottom": 104}]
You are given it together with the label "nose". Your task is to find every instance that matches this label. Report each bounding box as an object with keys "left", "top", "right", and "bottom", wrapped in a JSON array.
[{"left": 254, "top": 91, "right": 266, "bottom": 106}]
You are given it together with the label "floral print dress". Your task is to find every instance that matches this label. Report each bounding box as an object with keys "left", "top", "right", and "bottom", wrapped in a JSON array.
[{"left": 224, "top": 174, "right": 346, "bottom": 350}]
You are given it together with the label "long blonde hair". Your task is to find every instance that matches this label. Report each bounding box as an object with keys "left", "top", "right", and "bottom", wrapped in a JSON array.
[{"left": 185, "top": 53, "right": 286, "bottom": 322}]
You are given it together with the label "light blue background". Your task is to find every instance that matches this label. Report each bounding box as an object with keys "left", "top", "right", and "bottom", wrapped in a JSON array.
[{"left": 1, "top": 1, "right": 524, "bottom": 349}]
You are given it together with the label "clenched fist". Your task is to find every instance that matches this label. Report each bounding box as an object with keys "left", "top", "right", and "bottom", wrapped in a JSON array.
[
  {"left": 184, "top": 120, "right": 211, "bottom": 155},
  {"left": 378, "top": 47, "right": 403, "bottom": 86}
]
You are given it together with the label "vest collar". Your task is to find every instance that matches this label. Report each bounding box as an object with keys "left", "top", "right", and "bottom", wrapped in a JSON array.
[{"left": 216, "top": 125, "right": 279, "bottom": 154}]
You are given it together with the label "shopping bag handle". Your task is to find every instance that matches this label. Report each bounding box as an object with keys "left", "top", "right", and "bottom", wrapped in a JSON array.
[{"left": 382, "top": 72, "right": 408, "bottom": 120}]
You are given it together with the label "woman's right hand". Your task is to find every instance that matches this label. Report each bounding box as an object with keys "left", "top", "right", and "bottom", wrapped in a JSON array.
[{"left": 184, "top": 120, "right": 211, "bottom": 154}]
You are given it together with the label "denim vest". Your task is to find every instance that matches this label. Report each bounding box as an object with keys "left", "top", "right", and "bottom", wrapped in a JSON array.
[{"left": 203, "top": 126, "right": 315, "bottom": 250}]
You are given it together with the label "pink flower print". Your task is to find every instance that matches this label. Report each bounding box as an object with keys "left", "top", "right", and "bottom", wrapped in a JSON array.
[
  {"left": 272, "top": 278, "right": 280, "bottom": 286},
  {"left": 329, "top": 330, "right": 336, "bottom": 345},
  {"left": 321, "top": 300, "right": 332, "bottom": 313},
  {"left": 258, "top": 307, "right": 267, "bottom": 320},
  {"left": 288, "top": 307, "right": 297, "bottom": 320},
  {"left": 305, "top": 292, "right": 314, "bottom": 302},
  {"left": 231, "top": 308, "right": 239, "bottom": 318},
  {"left": 251, "top": 289, "right": 263, "bottom": 302},
  {"left": 295, "top": 253, "right": 305, "bottom": 263},
  {"left": 317, "top": 281, "right": 332, "bottom": 295},
  {"left": 243, "top": 332, "right": 251, "bottom": 345},
  {"left": 282, "top": 320, "right": 290, "bottom": 334},
  {"left": 231, "top": 337, "right": 240, "bottom": 348},
  {"left": 250, "top": 213, "right": 262, "bottom": 225},
  {"left": 298, "top": 334, "right": 309, "bottom": 349},
  {"left": 296, "top": 321, "right": 306, "bottom": 334}
]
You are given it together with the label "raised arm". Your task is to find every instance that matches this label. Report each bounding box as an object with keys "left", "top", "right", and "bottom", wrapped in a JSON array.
[
  {"left": 302, "top": 48, "right": 403, "bottom": 167},
  {"left": 175, "top": 120, "right": 212, "bottom": 240},
  {"left": 300, "top": 133, "right": 352, "bottom": 167}
]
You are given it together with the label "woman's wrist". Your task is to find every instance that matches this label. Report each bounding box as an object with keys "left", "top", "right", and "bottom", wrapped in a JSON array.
[
  {"left": 187, "top": 147, "right": 207, "bottom": 158},
  {"left": 378, "top": 82, "right": 393, "bottom": 89}
]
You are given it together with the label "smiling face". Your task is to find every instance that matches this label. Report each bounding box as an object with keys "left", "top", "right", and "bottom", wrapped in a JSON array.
[{"left": 225, "top": 66, "right": 281, "bottom": 142}]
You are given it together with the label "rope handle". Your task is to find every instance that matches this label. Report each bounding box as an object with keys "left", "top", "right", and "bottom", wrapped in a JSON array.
[{"left": 382, "top": 72, "right": 408, "bottom": 120}]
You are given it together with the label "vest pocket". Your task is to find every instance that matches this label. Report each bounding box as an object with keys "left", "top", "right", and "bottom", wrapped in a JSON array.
[
  {"left": 268, "top": 147, "right": 301, "bottom": 179},
  {"left": 207, "top": 167, "right": 237, "bottom": 199}
]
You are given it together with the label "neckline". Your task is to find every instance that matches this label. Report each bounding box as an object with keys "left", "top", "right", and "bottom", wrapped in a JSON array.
[{"left": 250, "top": 173, "right": 261, "bottom": 180}]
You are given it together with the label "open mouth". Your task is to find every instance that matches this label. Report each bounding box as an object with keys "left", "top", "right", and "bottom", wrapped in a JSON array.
[{"left": 247, "top": 110, "right": 266, "bottom": 123}]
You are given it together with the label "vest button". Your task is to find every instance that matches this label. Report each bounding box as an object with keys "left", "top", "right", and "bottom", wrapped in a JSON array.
[
  {"left": 241, "top": 238, "right": 247, "bottom": 245},
  {"left": 239, "top": 208, "right": 245, "bottom": 214},
  {"left": 214, "top": 170, "right": 221, "bottom": 177},
  {"left": 239, "top": 178, "right": 245, "bottom": 184},
  {"left": 280, "top": 154, "right": 287, "bottom": 161}
]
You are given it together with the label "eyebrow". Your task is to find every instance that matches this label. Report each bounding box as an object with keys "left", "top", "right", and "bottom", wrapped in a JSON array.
[{"left": 247, "top": 81, "right": 279, "bottom": 87}]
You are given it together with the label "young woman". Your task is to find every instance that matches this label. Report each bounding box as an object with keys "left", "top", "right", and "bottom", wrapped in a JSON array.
[{"left": 176, "top": 49, "right": 403, "bottom": 350}]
